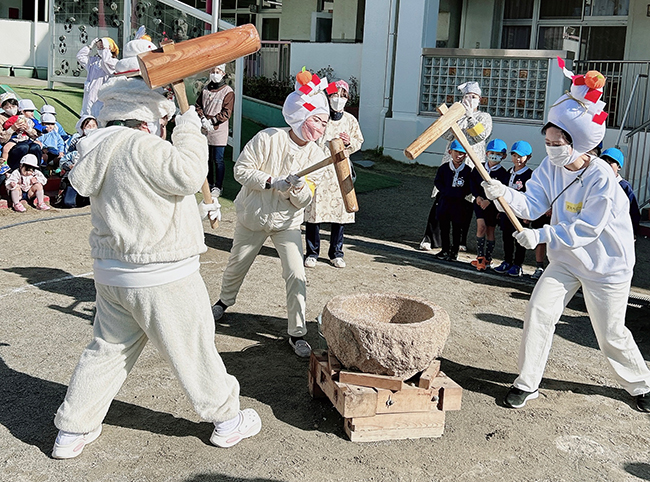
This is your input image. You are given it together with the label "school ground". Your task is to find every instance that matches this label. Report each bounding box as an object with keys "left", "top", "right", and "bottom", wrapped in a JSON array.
[{"left": 1, "top": 159, "right": 649, "bottom": 482}]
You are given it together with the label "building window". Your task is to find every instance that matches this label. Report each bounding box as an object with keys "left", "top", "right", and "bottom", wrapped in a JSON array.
[{"left": 502, "top": 26, "right": 532, "bottom": 49}]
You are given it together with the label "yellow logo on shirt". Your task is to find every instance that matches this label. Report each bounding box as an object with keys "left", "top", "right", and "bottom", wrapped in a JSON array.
[{"left": 565, "top": 201, "right": 582, "bottom": 213}]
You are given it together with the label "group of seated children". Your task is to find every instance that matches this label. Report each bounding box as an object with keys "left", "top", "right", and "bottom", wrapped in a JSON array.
[
  {"left": 0, "top": 91, "right": 95, "bottom": 212},
  {"left": 433, "top": 138, "right": 639, "bottom": 279}
]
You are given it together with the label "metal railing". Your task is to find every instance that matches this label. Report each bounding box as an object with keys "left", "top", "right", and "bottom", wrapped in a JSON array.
[
  {"left": 624, "top": 119, "right": 650, "bottom": 208},
  {"left": 574, "top": 60, "right": 650, "bottom": 130},
  {"left": 243, "top": 40, "right": 291, "bottom": 81}
]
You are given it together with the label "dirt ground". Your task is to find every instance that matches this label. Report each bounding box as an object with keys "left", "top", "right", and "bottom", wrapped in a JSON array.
[{"left": 1, "top": 164, "right": 650, "bottom": 482}]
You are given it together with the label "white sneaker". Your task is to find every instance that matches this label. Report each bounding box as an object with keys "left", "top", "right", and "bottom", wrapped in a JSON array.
[
  {"left": 419, "top": 240, "right": 432, "bottom": 251},
  {"left": 210, "top": 187, "right": 222, "bottom": 198},
  {"left": 210, "top": 409, "right": 261, "bottom": 448},
  {"left": 52, "top": 425, "right": 102, "bottom": 459},
  {"left": 289, "top": 337, "right": 312, "bottom": 357},
  {"left": 304, "top": 257, "right": 317, "bottom": 268},
  {"left": 331, "top": 257, "right": 346, "bottom": 268}
]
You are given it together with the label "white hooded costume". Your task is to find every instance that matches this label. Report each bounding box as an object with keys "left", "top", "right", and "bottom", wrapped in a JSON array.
[
  {"left": 55, "top": 76, "right": 241, "bottom": 436},
  {"left": 76, "top": 38, "right": 119, "bottom": 116},
  {"left": 216, "top": 78, "right": 329, "bottom": 337},
  {"left": 493, "top": 60, "right": 650, "bottom": 399}
]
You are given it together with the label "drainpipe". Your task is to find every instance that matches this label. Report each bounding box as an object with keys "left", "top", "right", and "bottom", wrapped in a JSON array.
[
  {"left": 31, "top": 0, "right": 38, "bottom": 68},
  {"left": 377, "top": 0, "right": 399, "bottom": 149}
]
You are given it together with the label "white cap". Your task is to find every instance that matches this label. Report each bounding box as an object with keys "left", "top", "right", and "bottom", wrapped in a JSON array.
[
  {"left": 41, "top": 113, "right": 56, "bottom": 124},
  {"left": 457, "top": 81, "right": 482, "bottom": 97},
  {"left": 114, "top": 38, "right": 157, "bottom": 77},
  {"left": 1, "top": 92, "right": 17, "bottom": 105},
  {"left": 20, "top": 153, "right": 39, "bottom": 168},
  {"left": 215, "top": 64, "right": 226, "bottom": 73},
  {"left": 41, "top": 104, "right": 56, "bottom": 115},
  {"left": 18, "top": 99, "right": 36, "bottom": 111}
]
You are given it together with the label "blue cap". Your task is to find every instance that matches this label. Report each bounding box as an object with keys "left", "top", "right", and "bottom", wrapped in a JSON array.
[
  {"left": 601, "top": 147, "right": 624, "bottom": 167},
  {"left": 511, "top": 140, "right": 533, "bottom": 157},
  {"left": 449, "top": 139, "right": 466, "bottom": 153},
  {"left": 486, "top": 138, "right": 507, "bottom": 154}
]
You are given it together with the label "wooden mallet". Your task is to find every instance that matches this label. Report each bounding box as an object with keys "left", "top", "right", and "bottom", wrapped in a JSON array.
[
  {"left": 294, "top": 138, "right": 359, "bottom": 213},
  {"left": 404, "top": 102, "right": 523, "bottom": 232},
  {"left": 137, "top": 24, "right": 261, "bottom": 228}
]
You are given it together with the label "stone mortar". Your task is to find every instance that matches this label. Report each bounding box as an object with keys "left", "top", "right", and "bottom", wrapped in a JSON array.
[{"left": 321, "top": 292, "right": 450, "bottom": 379}]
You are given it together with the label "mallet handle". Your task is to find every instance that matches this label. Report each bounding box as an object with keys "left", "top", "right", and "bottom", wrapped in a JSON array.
[
  {"left": 437, "top": 104, "right": 523, "bottom": 233},
  {"left": 329, "top": 138, "right": 358, "bottom": 213},
  {"left": 161, "top": 41, "right": 217, "bottom": 229}
]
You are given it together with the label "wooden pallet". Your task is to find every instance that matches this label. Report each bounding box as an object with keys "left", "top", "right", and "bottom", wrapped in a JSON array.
[{"left": 308, "top": 350, "right": 462, "bottom": 442}]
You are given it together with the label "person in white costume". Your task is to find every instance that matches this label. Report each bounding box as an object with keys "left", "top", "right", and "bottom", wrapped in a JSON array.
[
  {"left": 482, "top": 62, "right": 650, "bottom": 412},
  {"left": 76, "top": 37, "right": 119, "bottom": 116},
  {"left": 304, "top": 79, "right": 363, "bottom": 269},
  {"left": 51, "top": 75, "right": 261, "bottom": 460},
  {"left": 211, "top": 69, "right": 331, "bottom": 358}
]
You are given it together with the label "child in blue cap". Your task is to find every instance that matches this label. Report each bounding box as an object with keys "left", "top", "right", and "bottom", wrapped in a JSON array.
[
  {"left": 433, "top": 140, "right": 472, "bottom": 261},
  {"left": 469, "top": 138, "right": 510, "bottom": 271},
  {"left": 601, "top": 147, "right": 641, "bottom": 237},
  {"left": 494, "top": 140, "right": 534, "bottom": 276}
]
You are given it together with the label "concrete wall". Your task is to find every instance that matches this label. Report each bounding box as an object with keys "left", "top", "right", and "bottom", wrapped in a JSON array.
[
  {"left": 460, "top": 0, "right": 496, "bottom": 50},
  {"left": 0, "top": 19, "right": 49, "bottom": 67},
  {"left": 280, "top": 0, "right": 318, "bottom": 41},
  {"left": 625, "top": 0, "right": 650, "bottom": 60},
  {"left": 290, "top": 42, "right": 363, "bottom": 85},
  {"left": 332, "top": 0, "right": 360, "bottom": 42},
  {"left": 242, "top": 95, "right": 287, "bottom": 127}
]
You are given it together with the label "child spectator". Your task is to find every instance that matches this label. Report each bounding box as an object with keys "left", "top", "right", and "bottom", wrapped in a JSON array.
[
  {"left": 55, "top": 115, "right": 96, "bottom": 208},
  {"left": 470, "top": 138, "right": 510, "bottom": 270},
  {"left": 2, "top": 114, "right": 43, "bottom": 171},
  {"left": 601, "top": 147, "right": 641, "bottom": 238},
  {"left": 434, "top": 140, "right": 472, "bottom": 261},
  {"left": 5, "top": 153, "right": 50, "bottom": 211},
  {"left": 38, "top": 113, "right": 65, "bottom": 170},
  {"left": 494, "top": 141, "right": 534, "bottom": 276},
  {"left": 18, "top": 99, "right": 44, "bottom": 133},
  {"left": 40, "top": 104, "right": 71, "bottom": 142}
]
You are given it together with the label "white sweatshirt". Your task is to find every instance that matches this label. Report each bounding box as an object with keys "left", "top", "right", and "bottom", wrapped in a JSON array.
[
  {"left": 69, "top": 123, "right": 209, "bottom": 264},
  {"left": 502, "top": 156, "right": 635, "bottom": 283}
]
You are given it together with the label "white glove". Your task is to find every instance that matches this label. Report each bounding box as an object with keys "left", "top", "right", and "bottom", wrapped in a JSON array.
[
  {"left": 199, "top": 200, "right": 221, "bottom": 222},
  {"left": 513, "top": 228, "right": 540, "bottom": 250},
  {"left": 270, "top": 177, "right": 291, "bottom": 192},
  {"left": 286, "top": 174, "right": 305, "bottom": 190},
  {"left": 174, "top": 106, "right": 202, "bottom": 129},
  {"left": 462, "top": 97, "right": 474, "bottom": 118},
  {"left": 201, "top": 117, "right": 213, "bottom": 131},
  {"left": 481, "top": 179, "right": 506, "bottom": 200},
  {"left": 90, "top": 38, "right": 99, "bottom": 48}
]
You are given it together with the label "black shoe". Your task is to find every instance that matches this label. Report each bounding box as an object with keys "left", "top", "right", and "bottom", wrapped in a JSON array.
[
  {"left": 635, "top": 392, "right": 650, "bottom": 412},
  {"left": 212, "top": 300, "right": 228, "bottom": 321},
  {"left": 504, "top": 386, "right": 539, "bottom": 408},
  {"left": 434, "top": 250, "right": 449, "bottom": 259},
  {"left": 444, "top": 252, "right": 458, "bottom": 261}
]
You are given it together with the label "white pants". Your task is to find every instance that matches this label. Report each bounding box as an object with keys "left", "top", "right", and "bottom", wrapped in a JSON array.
[
  {"left": 55, "top": 270, "right": 240, "bottom": 433},
  {"left": 515, "top": 262, "right": 650, "bottom": 396},
  {"left": 220, "top": 223, "right": 307, "bottom": 337}
]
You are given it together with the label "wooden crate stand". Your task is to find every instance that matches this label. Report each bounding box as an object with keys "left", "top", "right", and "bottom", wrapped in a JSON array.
[{"left": 308, "top": 350, "right": 462, "bottom": 442}]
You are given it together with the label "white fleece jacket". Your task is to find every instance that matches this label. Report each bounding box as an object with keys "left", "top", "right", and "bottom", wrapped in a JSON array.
[
  {"left": 69, "top": 123, "right": 209, "bottom": 264},
  {"left": 234, "top": 127, "right": 320, "bottom": 232},
  {"left": 502, "top": 156, "right": 635, "bottom": 283}
]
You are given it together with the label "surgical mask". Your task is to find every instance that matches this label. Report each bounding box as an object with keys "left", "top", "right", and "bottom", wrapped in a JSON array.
[
  {"left": 301, "top": 116, "right": 327, "bottom": 142},
  {"left": 210, "top": 72, "right": 224, "bottom": 83},
  {"left": 330, "top": 96, "right": 347, "bottom": 112},
  {"left": 487, "top": 154, "right": 502, "bottom": 163},
  {"left": 83, "top": 127, "right": 97, "bottom": 136},
  {"left": 546, "top": 144, "right": 573, "bottom": 167},
  {"left": 146, "top": 122, "right": 159, "bottom": 137},
  {"left": 4, "top": 106, "right": 17, "bottom": 116},
  {"left": 463, "top": 95, "right": 480, "bottom": 111}
]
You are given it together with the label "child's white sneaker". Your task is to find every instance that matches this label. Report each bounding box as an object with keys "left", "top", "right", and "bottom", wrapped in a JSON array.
[
  {"left": 304, "top": 257, "right": 317, "bottom": 268},
  {"left": 52, "top": 425, "right": 102, "bottom": 459},
  {"left": 210, "top": 409, "right": 261, "bottom": 448},
  {"left": 331, "top": 257, "right": 346, "bottom": 268}
]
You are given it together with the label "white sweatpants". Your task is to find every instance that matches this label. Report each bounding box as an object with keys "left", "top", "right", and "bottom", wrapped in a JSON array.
[
  {"left": 220, "top": 222, "right": 307, "bottom": 337},
  {"left": 55, "top": 270, "right": 240, "bottom": 434},
  {"left": 514, "top": 262, "right": 650, "bottom": 396}
]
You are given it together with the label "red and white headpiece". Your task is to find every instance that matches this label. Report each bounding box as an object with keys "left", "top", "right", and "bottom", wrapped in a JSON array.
[{"left": 283, "top": 69, "right": 335, "bottom": 140}]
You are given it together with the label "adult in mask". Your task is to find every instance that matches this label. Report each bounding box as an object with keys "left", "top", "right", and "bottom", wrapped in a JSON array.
[
  {"left": 482, "top": 63, "right": 650, "bottom": 412},
  {"left": 211, "top": 69, "right": 330, "bottom": 358},
  {"left": 304, "top": 79, "right": 364, "bottom": 269},
  {"left": 195, "top": 63, "right": 234, "bottom": 198},
  {"left": 51, "top": 75, "right": 259, "bottom": 459},
  {"left": 77, "top": 37, "right": 119, "bottom": 115},
  {"left": 419, "top": 81, "right": 492, "bottom": 253}
]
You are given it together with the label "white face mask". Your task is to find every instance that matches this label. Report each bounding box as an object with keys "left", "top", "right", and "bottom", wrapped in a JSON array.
[
  {"left": 210, "top": 72, "right": 224, "bottom": 83},
  {"left": 546, "top": 144, "right": 574, "bottom": 167},
  {"left": 146, "top": 122, "right": 159, "bottom": 137},
  {"left": 83, "top": 127, "right": 97, "bottom": 136},
  {"left": 463, "top": 95, "right": 480, "bottom": 111},
  {"left": 330, "top": 96, "right": 347, "bottom": 112},
  {"left": 4, "top": 106, "right": 17, "bottom": 116},
  {"left": 487, "top": 154, "right": 502, "bottom": 164}
]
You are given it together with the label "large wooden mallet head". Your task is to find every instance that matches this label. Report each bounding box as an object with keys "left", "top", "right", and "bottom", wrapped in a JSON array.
[
  {"left": 404, "top": 102, "right": 465, "bottom": 160},
  {"left": 137, "top": 23, "right": 261, "bottom": 90},
  {"left": 295, "top": 138, "right": 359, "bottom": 213}
]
